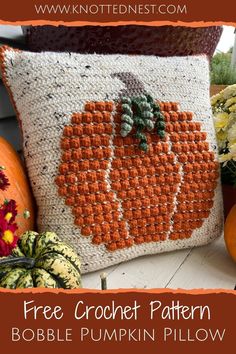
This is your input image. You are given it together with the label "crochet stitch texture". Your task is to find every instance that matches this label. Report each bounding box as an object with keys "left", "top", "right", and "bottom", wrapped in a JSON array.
[{"left": 0, "top": 48, "right": 224, "bottom": 273}]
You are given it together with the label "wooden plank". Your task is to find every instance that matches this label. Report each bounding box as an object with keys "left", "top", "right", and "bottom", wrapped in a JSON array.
[
  {"left": 166, "top": 236, "right": 236, "bottom": 289},
  {"left": 82, "top": 249, "right": 190, "bottom": 289}
]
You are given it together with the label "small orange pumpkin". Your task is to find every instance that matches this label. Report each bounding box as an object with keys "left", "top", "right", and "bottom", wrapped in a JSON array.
[
  {"left": 224, "top": 204, "right": 236, "bottom": 262},
  {"left": 0, "top": 137, "right": 34, "bottom": 235}
]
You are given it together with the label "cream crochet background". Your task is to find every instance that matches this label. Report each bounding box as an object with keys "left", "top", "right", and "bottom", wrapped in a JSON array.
[{"left": 1, "top": 49, "right": 224, "bottom": 273}]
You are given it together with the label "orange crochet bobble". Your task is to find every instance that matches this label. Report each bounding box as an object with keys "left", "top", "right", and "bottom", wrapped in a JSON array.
[
  {"left": 61, "top": 138, "right": 71, "bottom": 150},
  {"left": 73, "top": 125, "right": 83, "bottom": 136},
  {"left": 66, "top": 174, "right": 77, "bottom": 184},
  {"left": 116, "top": 240, "right": 126, "bottom": 249},
  {"left": 105, "top": 102, "right": 114, "bottom": 112},
  {"left": 169, "top": 112, "right": 179, "bottom": 122},
  {"left": 92, "top": 236, "right": 103, "bottom": 245},
  {"left": 106, "top": 242, "right": 117, "bottom": 251},
  {"left": 70, "top": 138, "right": 80, "bottom": 148},
  {"left": 81, "top": 226, "right": 91, "bottom": 236},
  {"left": 62, "top": 151, "right": 72, "bottom": 162},
  {"left": 63, "top": 126, "right": 73, "bottom": 137},
  {"left": 59, "top": 163, "right": 69, "bottom": 174},
  {"left": 55, "top": 175, "right": 65, "bottom": 186},
  {"left": 152, "top": 235, "right": 160, "bottom": 242},
  {"left": 84, "top": 102, "right": 95, "bottom": 112},
  {"left": 95, "top": 102, "right": 106, "bottom": 111},
  {"left": 64, "top": 196, "right": 75, "bottom": 207},
  {"left": 71, "top": 113, "right": 82, "bottom": 124},
  {"left": 68, "top": 185, "right": 78, "bottom": 195},
  {"left": 135, "top": 236, "right": 145, "bottom": 244},
  {"left": 111, "top": 232, "right": 121, "bottom": 242},
  {"left": 75, "top": 217, "right": 84, "bottom": 227},
  {"left": 186, "top": 112, "right": 193, "bottom": 121},
  {"left": 102, "top": 234, "right": 111, "bottom": 243},
  {"left": 144, "top": 235, "right": 152, "bottom": 243}
]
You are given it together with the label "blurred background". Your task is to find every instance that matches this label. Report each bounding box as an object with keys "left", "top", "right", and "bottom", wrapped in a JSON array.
[{"left": 211, "top": 26, "right": 236, "bottom": 85}]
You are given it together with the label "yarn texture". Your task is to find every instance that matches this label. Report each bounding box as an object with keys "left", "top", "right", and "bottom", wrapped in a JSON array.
[{"left": 0, "top": 47, "right": 224, "bottom": 273}]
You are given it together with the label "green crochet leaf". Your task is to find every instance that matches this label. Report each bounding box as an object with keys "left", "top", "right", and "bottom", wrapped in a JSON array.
[{"left": 120, "top": 94, "right": 166, "bottom": 151}]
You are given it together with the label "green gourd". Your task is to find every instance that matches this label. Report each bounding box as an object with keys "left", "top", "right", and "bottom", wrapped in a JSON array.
[{"left": 0, "top": 231, "right": 82, "bottom": 289}]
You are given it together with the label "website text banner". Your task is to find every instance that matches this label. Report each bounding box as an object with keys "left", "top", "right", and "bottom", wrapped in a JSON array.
[
  {"left": 0, "top": 0, "right": 236, "bottom": 25},
  {"left": 0, "top": 289, "right": 234, "bottom": 354}
]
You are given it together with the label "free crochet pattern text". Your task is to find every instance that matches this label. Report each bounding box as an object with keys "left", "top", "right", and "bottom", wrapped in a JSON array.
[{"left": 23, "top": 299, "right": 210, "bottom": 320}]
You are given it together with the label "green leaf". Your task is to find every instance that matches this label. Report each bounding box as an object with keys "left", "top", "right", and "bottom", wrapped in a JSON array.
[
  {"left": 139, "top": 141, "right": 148, "bottom": 151},
  {"left": 142, "top": 111, "right": 153, "bottom": 119},
  {"left": 158, "top": 130, "right": 166, "bottom": 139},
  {"left": 135, "top": 131, "right": 146, "bottom": 141},
  {"left": 156, "top": 121, "right": 166, "bottom": 129},
  {"left": 121, "top": 114, "right": 133, "bottom": 125},
  {"left": 121, "top": 97, "right": 131, "bottom": 105}
]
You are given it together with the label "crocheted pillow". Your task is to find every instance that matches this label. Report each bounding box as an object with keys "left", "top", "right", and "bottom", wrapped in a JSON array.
[{"left": 0, "top": 47, "right": 223, "bottom": 273}]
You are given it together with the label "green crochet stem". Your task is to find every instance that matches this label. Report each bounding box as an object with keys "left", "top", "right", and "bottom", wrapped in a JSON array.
[
  {"left": 120, "top": 97, "right": 133, "bottom": 137},
  {"left": 120, "top": 94, "right": 165, "bottom": 151}
]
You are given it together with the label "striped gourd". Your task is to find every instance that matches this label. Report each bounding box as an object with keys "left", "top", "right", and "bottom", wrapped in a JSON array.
[{"left": 0, "top": 231, "right": 82, "bottom": 289}]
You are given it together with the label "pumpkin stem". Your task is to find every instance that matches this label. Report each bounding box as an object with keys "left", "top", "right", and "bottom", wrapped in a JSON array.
[{"left": 0, "top": 256, "right": 35, "bottom": 269}]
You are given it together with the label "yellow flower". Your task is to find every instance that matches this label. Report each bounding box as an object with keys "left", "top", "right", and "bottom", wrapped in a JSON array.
[
  {"left": 223, "top": 84, "right": 236, "bottom": 100},
  {"left": 229, "top": 103, "right": 236, "bottom": 113},
  {"left": 225, "top": 96, "right": 236, "bottom": 108},
  {"left": 228, "top": 122, "right": 236, "bottom": 145},
  {"left": 229, "top": 143, "right": 236, "bottom": 160},
  {"left": 217, "top": 130, "right": 228, "bottom": 141},
  {"left": 214, "top": 112, "right": 229, "bottom": 131},
  {"left": 220, "top": 143, "right": 236, "bottom": 164},
  {"left": 216, "top": 130, "right": 228, "bottom": 149},
  {"left": 2, "top": 230, "right": 14, "bottom": 244},
  {"left": 229, "top": 112, "right": 236, "bottom": 122},
  {"left": 219, "top": 153, "right": 231, "bottom": 163},
  {"left": 211, "top": 93, "right": 222, "bottom": 106},
  {"left": 4, "top": 212, "right": 12, "bottom": 222}
]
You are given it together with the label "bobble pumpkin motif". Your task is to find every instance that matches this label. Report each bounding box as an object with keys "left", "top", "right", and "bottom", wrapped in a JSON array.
[
  {"left": 56, "top": 97, "right": 219, "bottom": 252},
  {"left": 0, "top": 231, "right": 82, "bottom": 289}
]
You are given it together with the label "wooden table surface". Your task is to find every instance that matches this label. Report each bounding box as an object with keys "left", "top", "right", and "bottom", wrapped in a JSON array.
[{"left": 83, "top": 235, "right": 236, "bottom": 290}]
